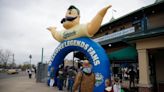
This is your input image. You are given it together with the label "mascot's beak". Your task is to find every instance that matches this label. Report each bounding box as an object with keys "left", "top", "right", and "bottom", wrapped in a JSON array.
[{"left": 61, "top": 16, "right": 77, "bottom": 24}]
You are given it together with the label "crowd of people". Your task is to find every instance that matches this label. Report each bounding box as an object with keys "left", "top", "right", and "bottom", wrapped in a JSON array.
[
  {"left": 49, "top": 64, "right": 77, "bottom": 91},
  {"left": 49, "top": 60, "right": 96, "bottom": 92},
  {"left": 49, "top": 60, "right": 138, "bottom": 92}
]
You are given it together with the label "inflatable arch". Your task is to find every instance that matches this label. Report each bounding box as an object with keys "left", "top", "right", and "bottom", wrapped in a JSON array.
[{"left": 50, "top": 37, "right": 111, "bottom": 92}]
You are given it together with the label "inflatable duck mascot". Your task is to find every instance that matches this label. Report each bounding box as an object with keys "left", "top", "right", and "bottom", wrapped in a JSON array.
[{"left": 47, "top": 5, "right": 112, "bottom": 42}]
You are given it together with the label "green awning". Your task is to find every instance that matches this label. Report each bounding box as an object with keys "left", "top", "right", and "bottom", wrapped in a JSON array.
[{"left": 108, "top": 46, "right": 137, "bottom": 61}]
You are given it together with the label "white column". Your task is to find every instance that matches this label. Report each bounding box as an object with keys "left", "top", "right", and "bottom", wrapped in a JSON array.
[{"left": 138, "top": 49, "right": 151, "bottom": 87}]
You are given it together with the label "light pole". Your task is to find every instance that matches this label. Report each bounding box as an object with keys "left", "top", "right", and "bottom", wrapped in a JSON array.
[
  {"left": 12, "top": 54, "right": 15, "bottom": 68},
  {"left": 29, "top": 54, "right": 32, "bottom": 69},
  {"left": 41, "top": 48, "right": 44, "bottom": 63}
]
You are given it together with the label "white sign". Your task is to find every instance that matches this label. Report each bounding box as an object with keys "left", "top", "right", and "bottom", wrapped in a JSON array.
[{"left": 93, "top": 27, "right": 135, "bottom": 42}]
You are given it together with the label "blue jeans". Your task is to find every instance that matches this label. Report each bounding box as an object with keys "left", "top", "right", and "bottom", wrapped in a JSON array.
[
  {"left": 54, "top": 77, "right": 57, "bottom": 86},
  {"left": 68, "top": 78, "right": 74, "bottom": 92},
  {"left": 57, "top": 78, "right": 63, "bottom": 90}
]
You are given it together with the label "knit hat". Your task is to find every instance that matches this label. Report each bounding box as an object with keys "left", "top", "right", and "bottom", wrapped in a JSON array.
[{"left": 82, "top": 60, "right": 91, "bottom": 68}]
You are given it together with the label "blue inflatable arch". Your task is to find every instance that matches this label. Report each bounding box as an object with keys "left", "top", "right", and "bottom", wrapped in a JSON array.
[{"left": 50, "top": 37, "right": 111, "bottom": 92}]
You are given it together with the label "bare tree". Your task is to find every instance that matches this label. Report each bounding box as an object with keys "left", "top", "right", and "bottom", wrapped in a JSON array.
[
  {"left": 0, "top": 49, "right": 12, "bottom": 68},
  {"left": 0, "top": 49, "right": 3, "bottom": 66}
]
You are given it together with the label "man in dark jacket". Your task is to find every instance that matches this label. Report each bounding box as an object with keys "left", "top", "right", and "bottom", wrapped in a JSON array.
[{"left": 128, "top": 68, "right": 136, "bottom": 88}]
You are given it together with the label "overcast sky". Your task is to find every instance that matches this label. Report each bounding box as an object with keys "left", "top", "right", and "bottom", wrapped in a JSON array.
[{"left": 0, "top": 0, "right": 155, "bottom": 65}]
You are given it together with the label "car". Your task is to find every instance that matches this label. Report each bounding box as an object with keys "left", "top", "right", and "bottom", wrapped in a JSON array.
[{"left": 7, "top": 69, "right": 18, "bottom": 74}]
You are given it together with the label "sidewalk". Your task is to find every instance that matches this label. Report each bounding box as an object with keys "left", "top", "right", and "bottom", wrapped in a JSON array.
[
  {"left": 0, "top": 72, "right": 138, "bottom": 92},
  {"left": 0, "top": 73, "right": 67, "bottom": 92}
]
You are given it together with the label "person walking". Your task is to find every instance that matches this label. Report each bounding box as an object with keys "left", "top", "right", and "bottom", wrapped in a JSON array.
[
  {"left": 57, "top": 68, "right": 64, "bottom": 90},
  {"left": 67, "top": 67, "right": 76, "bottom": 92},
  {"left": 128, "top": 67, "right": 136, "bottom": 88},
  {"left": 27, "top": 68, "right": 32, "bottom": 79},
  {"left": 72, "top": 60, "right": 95, "bottom": 92},
  {"left": 63, "top": 66, "right": 68, "bottom": 88},
  {"left": 49, "top": 67, "right": 55, "bottom": 87}
]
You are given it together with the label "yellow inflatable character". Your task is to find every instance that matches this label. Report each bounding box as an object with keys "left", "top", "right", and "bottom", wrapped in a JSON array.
[{"left": 47, "top": 5, "right": 112, "bottom": 42}]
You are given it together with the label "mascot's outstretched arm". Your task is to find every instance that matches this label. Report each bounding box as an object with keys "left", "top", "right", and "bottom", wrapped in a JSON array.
[
  {"left": 87, "top": 5, "right": 112, "bottom": 36},
  {"left": 47, "top": 27, "right": 63, "bottom": 42}
]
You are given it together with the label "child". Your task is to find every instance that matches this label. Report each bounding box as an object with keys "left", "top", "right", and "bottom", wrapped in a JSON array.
[
  {"left": 104, "top": 79, "right": 113, "bottom": 92},
  {"left": 113, "top": 78, "right": 121, "bottom": 92}
]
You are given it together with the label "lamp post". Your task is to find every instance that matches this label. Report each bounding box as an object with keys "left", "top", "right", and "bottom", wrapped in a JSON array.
[
  {"left": 29, "top": 54, "right": 32, "bottom": 69},
  {"left": 41, "top": 48, "right": 44, "bottom": 63},
  {"left": 12, "top": 54, "right": 15, "bottom": 68}
]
